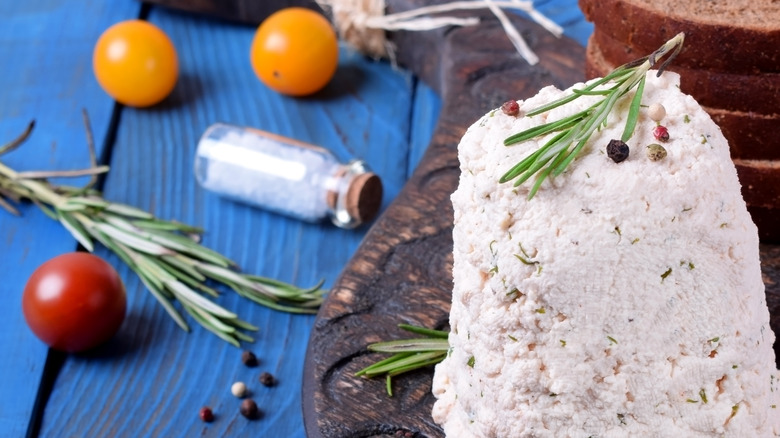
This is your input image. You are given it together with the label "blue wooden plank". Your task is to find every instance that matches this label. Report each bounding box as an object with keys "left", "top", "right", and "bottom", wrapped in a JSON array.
[
  {"left": 533, "top": 0, "right": 592, "bottom": 47},
  {"left": 38, "top": 6, "right": 419, "bottom": 436},
  {"left": 0, "top": 1, "right": 140, "bottom": 435}
]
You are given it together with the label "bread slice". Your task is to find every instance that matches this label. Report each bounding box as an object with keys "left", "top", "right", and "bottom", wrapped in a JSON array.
[
  {"left": 591, "top": 29, "right": 780, "bottom": 115},
  {"left": 734, "top": 159, "right": 780, "bottom": 212},
  {"left": 578, "top": 0, "right": 780, "bottom": 74},
  {"left": 705, "top": 107, "right": 780, "bottom": 161}
]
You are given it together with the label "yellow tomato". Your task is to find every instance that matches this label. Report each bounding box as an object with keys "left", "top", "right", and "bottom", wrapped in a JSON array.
[
  {"left": 250, "top": 8, "right": 339, "bottom": 97},
  {"left": 93, "top": 20, "right": 178, "bottom": 107}
]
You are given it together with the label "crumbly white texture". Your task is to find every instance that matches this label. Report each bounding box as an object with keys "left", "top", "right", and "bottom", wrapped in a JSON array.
[{"left": 432, "top": 72, "right": 780, "bottom": 437}]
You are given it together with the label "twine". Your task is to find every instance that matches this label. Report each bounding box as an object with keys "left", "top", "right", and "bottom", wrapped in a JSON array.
[{"left": 316, "top": 0, "right": 563, "bottom": 65}]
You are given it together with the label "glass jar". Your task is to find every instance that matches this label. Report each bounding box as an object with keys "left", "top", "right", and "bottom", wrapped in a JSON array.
[{"left": 194, "top": 123, "right": 382, "bottom": 229}]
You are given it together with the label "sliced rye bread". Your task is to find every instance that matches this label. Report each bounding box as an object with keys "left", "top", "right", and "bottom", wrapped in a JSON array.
[
  {"left": 592, "top": 28, "right": 780, "bottom": 115},
  {"left": 732, "top": 159, "right": 780, "bottom": 242},
  {"left": 578, "top": 0, "right": 780, "bottom": 74},
  {"left": 732, "top": 159, "right": 780, "bottom": 210},
  {"left": 706, "top": 106, "right": 780, "bottom": 161}
]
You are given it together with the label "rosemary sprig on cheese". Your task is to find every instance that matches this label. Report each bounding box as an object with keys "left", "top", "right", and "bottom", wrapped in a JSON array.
[
  {"left": 500, "top": 32, "right": 685, "bottom": 199},
  {"left": 0, "top": 115, "right": 326, "bottom": 346}
]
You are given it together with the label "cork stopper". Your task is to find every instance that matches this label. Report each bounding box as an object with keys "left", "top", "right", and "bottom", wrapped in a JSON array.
[
  {"left": 324, "top": 161, "right": 382, "bottom": 228},
  {"left": 345, "top": 172, "right": 383, "bottom": 223}
]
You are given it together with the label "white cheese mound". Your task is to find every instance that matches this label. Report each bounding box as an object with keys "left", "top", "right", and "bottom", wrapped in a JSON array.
[{"left": 432, "top": 71, "right": 780, "bottom": 437}]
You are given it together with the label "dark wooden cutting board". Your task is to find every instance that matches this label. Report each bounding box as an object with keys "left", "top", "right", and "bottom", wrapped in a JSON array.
[{"left": 301, "top": 2, "right": 780, "bottom": 437}]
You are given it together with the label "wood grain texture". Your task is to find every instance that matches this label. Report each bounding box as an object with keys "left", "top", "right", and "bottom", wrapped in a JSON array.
[
  {"left": 303, "top": 2, "right": 586, "bottom": 436},
  {"left": 302, "top": 2, "right": 780, "bottom": 438},
  {"left": 0, "top": 1, "right": 139, "bottom": 435}
]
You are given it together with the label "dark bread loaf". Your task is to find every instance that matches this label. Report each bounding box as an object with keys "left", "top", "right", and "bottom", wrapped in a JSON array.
[{"left": 578, "top": 0, "right": 780, "bottom": 74}]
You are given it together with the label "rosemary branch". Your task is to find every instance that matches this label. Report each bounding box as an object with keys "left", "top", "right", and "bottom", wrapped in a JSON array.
[
  {"left": 500, "top": 32, "right": 685, "bottom": 199},
  {"left": 355, "top": 324, "right": 449, "bottom": 396},
  {"left": 0, "top": 117, "right": 326, "bottom": 347}
]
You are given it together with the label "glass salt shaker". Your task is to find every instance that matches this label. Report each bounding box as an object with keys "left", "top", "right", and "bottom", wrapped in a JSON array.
[{"left": 194, "top": 123, "right": 383, "bottom": 229}]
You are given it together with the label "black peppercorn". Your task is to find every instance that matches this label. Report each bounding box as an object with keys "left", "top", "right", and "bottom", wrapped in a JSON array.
[
  {"left": 240, "top": 398, "right": 260, "bottom": 419},
  {"left": 606, "top": 139, "right": 630, "bottom": 163},
  {"left": 259, "top": 371, "right": 276, "bottom": 387},
  {"left": 241, "top": 350, "right": 258, "bottom": 367}
]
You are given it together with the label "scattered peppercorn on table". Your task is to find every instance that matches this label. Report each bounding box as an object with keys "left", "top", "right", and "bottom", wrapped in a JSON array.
[{"left": 0, "top": 1, "right": 777, "bottom": 437}]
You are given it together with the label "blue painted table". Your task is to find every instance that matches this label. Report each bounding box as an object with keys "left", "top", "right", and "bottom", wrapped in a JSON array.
[{"left": 0, "top": 1, "right": 591, "bottom": 436}]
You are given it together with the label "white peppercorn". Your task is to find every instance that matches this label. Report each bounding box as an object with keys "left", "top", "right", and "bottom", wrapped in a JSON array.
[
  {"left": 647, "top": 103, "right": 666, "bottom": 122},
  {"left": 231, "top": 381, "right": 247, "bottom": 398}
]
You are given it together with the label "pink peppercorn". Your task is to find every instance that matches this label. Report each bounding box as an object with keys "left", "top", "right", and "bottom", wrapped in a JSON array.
[
  {"left": 501, "top": 100, "right": 520, "bottom": 116},
  {"left": 653, "top": 125, "right": 670, "bottom": 142},
  {"left": 199, "top": 406, "right": 214, "bottom": 423}
]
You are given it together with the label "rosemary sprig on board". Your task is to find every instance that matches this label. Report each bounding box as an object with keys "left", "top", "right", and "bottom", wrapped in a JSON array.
[
  {"left": 355, "top": 324, "right": 449, "bottom": 396},
  {"left": 0, "top": 115, "right": 326, "bottom": 346},
  {"left": 500, "top": 32, "right": 685, "bottom": 199}
]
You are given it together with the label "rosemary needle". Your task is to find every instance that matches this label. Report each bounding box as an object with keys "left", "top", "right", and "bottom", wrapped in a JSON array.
[
  {"left": 0, "top": 114, "right": 326, "bottom": 347},
  {"left": 500, "top": 32, "right": 685, "bottom": 199}
]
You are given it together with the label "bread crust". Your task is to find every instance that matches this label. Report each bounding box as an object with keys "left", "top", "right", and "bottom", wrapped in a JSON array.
[
  {"left": 743, "top": 205, "right": 780, "bottom": 242},
  {"left": 706, "top": 106, "right": 780, "bottom": 161},
  {"left": 578, "top": 0, "right": 780, "bottom": 74},
  {"left": 592, "top": 29, "right": 780, "bottom": 114},
  {"left": 734, "top": 159, "right": 780, "bottom": 209}
]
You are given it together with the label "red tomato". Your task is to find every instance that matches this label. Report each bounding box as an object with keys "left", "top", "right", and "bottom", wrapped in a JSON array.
[
  {"left": 93, "top": 20, "right": 179, "bottom": 107},
  {"left": 22, "top": 253, "right": 126, "bottom": 353},
  {"left": 250, "top": 7, "right": 339, "bottom": 96}
]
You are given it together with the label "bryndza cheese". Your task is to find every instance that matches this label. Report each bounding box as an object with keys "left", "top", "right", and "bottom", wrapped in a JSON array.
[{"left": 432, "top": 71, "right": 780, "bottom": 437}]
